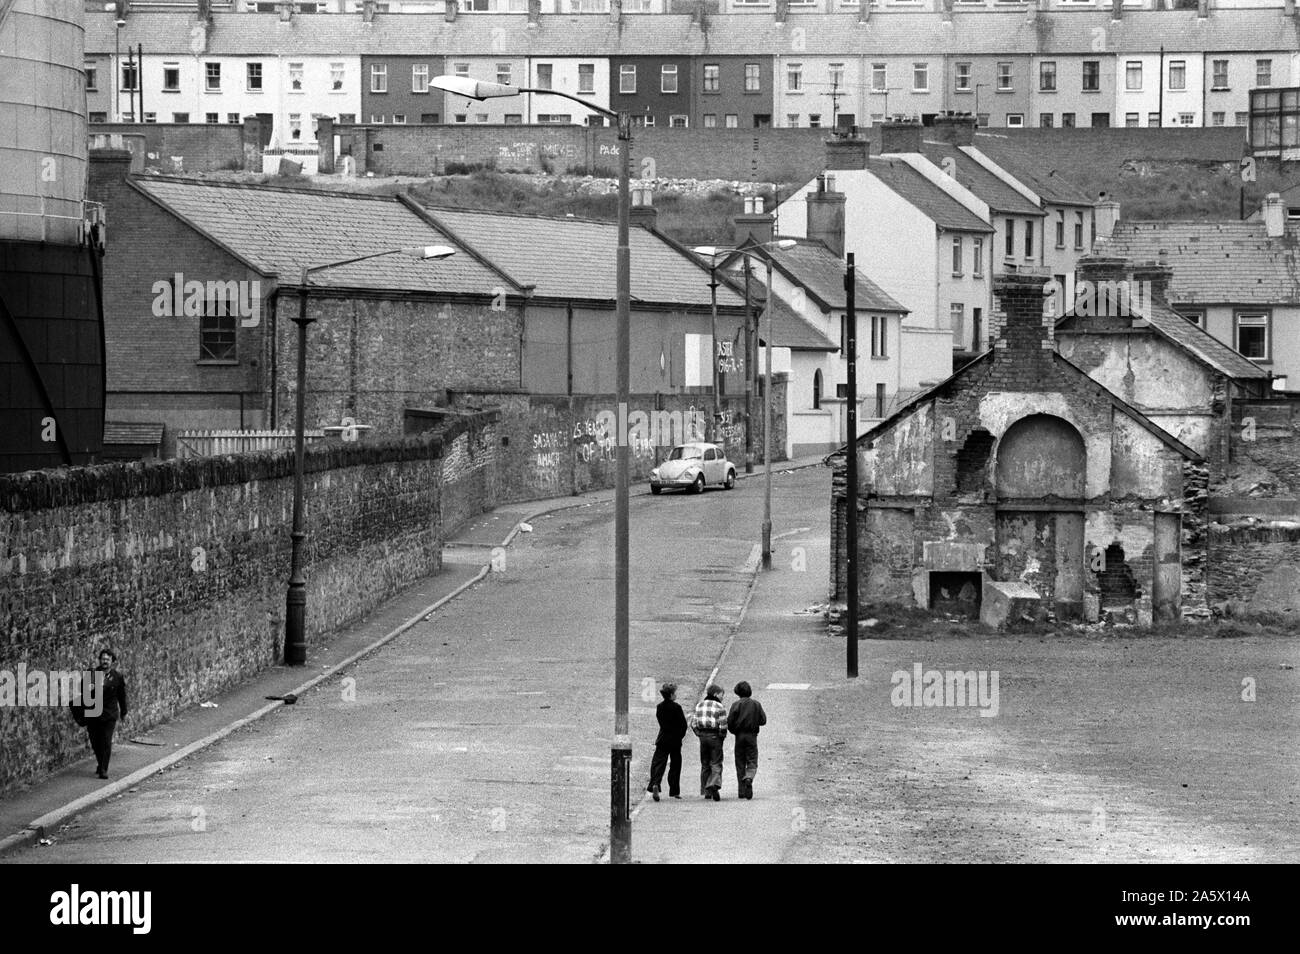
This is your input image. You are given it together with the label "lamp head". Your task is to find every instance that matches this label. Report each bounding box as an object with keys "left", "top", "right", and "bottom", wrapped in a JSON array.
[
  {"left": 406, "top": 244, "right": 457, "bottom": 260},
  {"left": 430, "top": 75, "right": 519, "bottom": 101}
]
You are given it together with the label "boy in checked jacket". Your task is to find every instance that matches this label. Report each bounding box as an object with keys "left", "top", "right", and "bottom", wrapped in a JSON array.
[{"left": 690, "top": 684, "right": 728, "bottom": 801}]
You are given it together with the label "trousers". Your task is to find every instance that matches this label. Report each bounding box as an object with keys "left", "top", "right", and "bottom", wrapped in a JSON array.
[
  {"left": 698, "top": 732, "right": 725, "bottom": 794},
  {"left": 87, "top": 717, "right": 118, "bottom": 773},
  {"left": 648, "top": 741, "right": 682, "bottom": 795},
  {"left": 733, "top": 732, "right": 759, "bottom": 796}
]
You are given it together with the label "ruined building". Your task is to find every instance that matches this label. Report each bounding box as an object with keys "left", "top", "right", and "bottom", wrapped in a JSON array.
[{"left": 830, "top": 271, "right": 1210, "bottom": 628}]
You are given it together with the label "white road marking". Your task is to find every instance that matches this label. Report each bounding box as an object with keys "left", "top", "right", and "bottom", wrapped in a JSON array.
[{"left": 766, "top": 683, "right": 811, "bottom": 690}]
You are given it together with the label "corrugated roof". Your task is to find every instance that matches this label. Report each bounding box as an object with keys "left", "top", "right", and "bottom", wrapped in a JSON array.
[
  {"left": 1097, "top": 220, "right": 1300, "bottom": 306},
  {"left": 963, "top": 139, "right": 1093, "bottom": 207},
  {"left": 424, "top": 206, "right": 745, "bottom": 307},
  {"left": 104, "top": 421, "right": 165, "bottom": 445},
  {"left": 869, "top": 157, "right": 992, "bottom": 233},
  {"left": 84, "top": 9, "right": 1299, "bottom": 56},
  {"left": 131, "top": 178, "right": 515, "bottom": 294},
  {"left": 764, "top": 237, "right": 908, "bottom": 314},
  {"left": 920, "top": 140, "right": 1043, "bottom": 217}
]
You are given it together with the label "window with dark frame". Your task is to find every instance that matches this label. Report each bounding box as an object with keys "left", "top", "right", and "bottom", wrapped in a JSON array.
[
  {"left": 1236, "top": 312, "right": 1269, "bottom": 360},
  {"left": 200, "top": 303, "right": 237, "bottom": 362}
]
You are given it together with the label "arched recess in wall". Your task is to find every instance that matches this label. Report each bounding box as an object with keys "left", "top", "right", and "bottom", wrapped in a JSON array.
[
  {"left": 994, "top": 414, "right": 1086, "bottom": 501},
  {"left": 812, "top": 368, "right": 823, "bottom": 409}
]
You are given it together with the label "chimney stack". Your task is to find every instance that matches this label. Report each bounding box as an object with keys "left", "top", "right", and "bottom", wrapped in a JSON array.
[
  {"left": 732, "top": 194, "right": 775, "bottom": 247},
  {"left": 278, "top": 2, "right": 293, "bottom": 22},
  {"left": 1093, "top": 198, "right": 1121, "bottom": 241},
  {"left": 879, "top": 119, "right": 923, "bottom": 155},
  {"left": 930, "top": 113, "right": 977, "bottom": 147},
  {"left": 630, "top": 185, "right": 658, "bottom": 230},
  {"left": 941, "top": 0, "right": 953, "bottom": 23},
  {"left": 363, "top": 0, "right": 377, "bottom": 22},
  {"left": 824, "top": 134, "right": 869, "bottom": 171},
  {"left": 1111, "top": 0, "right": 1123, "bottom": 19},
  {"left": 857, "top": 1, "right": 869, "bottom": 23},
  {"left": 1130, "top": 259, "right": 1173, "bottom": 309},
  {"left": 1197, "top": 0, "right": 1208, "bottom": 17},
  {"left": 1263, "top": 192, "right": 1285, "bottom": 238},
  {"left": 1287, "top": 0, "right": 1296, "bottom": 17},
  {"left": 775, "top": 0, "right": 788, "bottom": 25},
  {"left": 445, "top": 0, "right": 458, "bottom": 23},
  {"left": 992, "top": 272, "right": 1056, "bottom": 367},
  {"left": 196, "top": 0, "right": 211, "bottom": 22},
  {"left": 528, "top": 0, "right": 541, "bottom": 28},
  {"left": 610, "top": 0, "right": 622, "bottom": 26},
  {"left": 806, "top": 175, "right": 847, "bottom": 258}
]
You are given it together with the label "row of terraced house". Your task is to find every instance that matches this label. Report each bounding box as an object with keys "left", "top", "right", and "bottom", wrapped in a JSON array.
[{"left": 88, "top": 5, "right": 1298, "bottom": 145}]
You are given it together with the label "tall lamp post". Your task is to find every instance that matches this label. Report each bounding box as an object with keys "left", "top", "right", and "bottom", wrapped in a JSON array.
[
  {"left": 283, "top": 244, "right": 457, "bottom": 667},
  {"left": 692, "top": 240, "right": 796, "bottom": 570},
  {"left": 431, "top": 75, "right": 636, "bottom": 864}
]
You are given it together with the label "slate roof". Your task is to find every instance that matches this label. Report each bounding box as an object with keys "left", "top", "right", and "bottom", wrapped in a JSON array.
[
  {"left": 964, "top": 139, "right": 1093, "bottom": 207},
  {"left": 868, "top": 157, "right": 993, "bottom": 233},
  {"left": 1058, "top": 293, "right": 1270, "bottom": 382},
  {"left": 84, "top": 10, "right": 1299, "bottom": 57},
  {"left": 920, "top": 140, "right": 1043, "bottom": 217},
  {"left": 424, "top": 206, "right": 745, "bottom": 307},
  {"left": 1096, "top": 220, "right": 1300, "bottom": 306},
  {"left": 732, "top": 272, "right": 837, "bottom": 351},
  {"left": 132, "top": 178, "right": 516, "bottom": 294},
  {"left": 760, "top": 237, "right": 908, "bottom": 314}
]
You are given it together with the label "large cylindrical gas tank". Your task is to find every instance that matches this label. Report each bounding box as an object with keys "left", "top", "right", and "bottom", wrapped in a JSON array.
[{"left": 0, "top": 0, "right": 88, "bottom": 245}]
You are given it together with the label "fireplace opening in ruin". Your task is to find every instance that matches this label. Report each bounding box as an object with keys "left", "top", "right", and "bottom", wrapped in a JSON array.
[
  {"left": 955, "top": 428, "right": 995, "bottom": 495},
  {"left": 1099, "top": 543, "right": 1138, "bottom": 604},
  {"left": 929, "top": 571, "right": 982, "bottom": 619}
]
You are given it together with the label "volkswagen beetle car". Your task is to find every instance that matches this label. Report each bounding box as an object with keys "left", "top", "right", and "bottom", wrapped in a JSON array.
[{"left": 650, "top": 442, "right": 737, "bottom": 494}]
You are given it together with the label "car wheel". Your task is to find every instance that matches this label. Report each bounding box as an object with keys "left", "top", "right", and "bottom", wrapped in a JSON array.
[
  {"left": 693, "top": 474, "right": 705, "bottom": 494},
  {"left": 724, "top": 469, "right": 736, "bottom": 490},
  {"left": 650, "top": 485, "right": 662, "bottom": 495}
]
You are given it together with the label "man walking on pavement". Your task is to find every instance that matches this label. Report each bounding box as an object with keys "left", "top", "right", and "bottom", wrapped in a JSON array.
[
  {"left": 85, "top": 649, "right": 129, "bottom": 780},
  {"left": 727, "top": 681, "right": 767, "bottom": 800},
  {"left": 647, "top": 683, "right": 687, "bottom": 801},
  {"left": 690, "top": 683, "right": 728, "bottom": 801}
]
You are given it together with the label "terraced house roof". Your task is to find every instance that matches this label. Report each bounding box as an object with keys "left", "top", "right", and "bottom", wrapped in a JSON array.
[
  {"left": 1097, "top": 221, "right": 1300, "bottom": 307},
  {"left": 762, "top": 238, "right": 908, "bottom": 314},
  {"left": 966, "top": 137, "right": 1095, "bottom": 207},
  {"left": 920, "top": 140, "right": 1043, "bottom": 218},
  {"left": 868, "top": 157, "right": 993, "bottom": 233},
  {"left": 84, "top": 10, "right": 1299, "bottom": 56},
  {"left": 132, "top": 178, "right": 517, "bottom": 294}
]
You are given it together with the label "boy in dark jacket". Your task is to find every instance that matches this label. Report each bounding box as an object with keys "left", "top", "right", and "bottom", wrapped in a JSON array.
[
  {"left": 647, "top": 683, "right": 687, "bottom": 801},
  {"left": 727, "top": 681, "right": 767, "bottom": 800}
]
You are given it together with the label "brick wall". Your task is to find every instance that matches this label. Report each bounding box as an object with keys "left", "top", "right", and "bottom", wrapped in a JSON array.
[
  {"left": 342, "top": 124, "right": 831, "bottom": 183},
  {"left": 89, "top": 124, "right": 248, "bottom": 173},
  {"left": 0, "top": 413, "right": 496, "bottom": 793}
]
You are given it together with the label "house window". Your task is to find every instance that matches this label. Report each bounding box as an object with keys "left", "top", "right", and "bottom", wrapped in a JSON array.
[
  {"left": 204, "top": 62, "right": 220, "bottom": 91},
  {"left": 371, "top": 64, "right": 387, "bottom": 93},
  {"left": 1024, "top": 219, "right": 1034, "bottom": 258},
  {"left": 289, "top": 114, "right": 302, "bottom": 140},
  {"left": 787, "top": 113, "right": 800, "bottom": 127},
  {"left": 200, "top": 308, "right": 236, "bottom": 362},
  {"left": 247, "top": 63, "right": 263, "bottom": 91},
  {"left": 1126, "top": 61, "right": 1142, "bottom": 91},
  {"left": 972, "top": 308, "right": 982, "bottom": 350},
  {"left": 1212, "top": 60, "right": 1228, "bottom": 90},
  {"left": 809, "top": 114, "right": 822, "bottom": 128},
  {"left": 972, "top": 238, "right": 983, "bottom": 277},
  {"left": 453, "top": 114, "right": 466, "bottom": 123},
  {"left": 828, "top": 62, "right": 845, "bottom": 91},
  {"left": 143, "top": 112, "right": 157, "bottom": 124},
  {"left": 289, "top": 62, "right": 304, "bottom": 92},
  {"left": 504, "top": 114, "right": 522, "bottom": 124},
  {"left": 330, "top": 63, "right": 344, "bottom": 91},
  {"left": 163, "top": 65, "right": 180, "bottom": 92},
  {"left": 1256, "top": 59, "right": 1272, "bottom": 87},
  {"left": 950, "top": 303, "right": 965, "bottom": 336},
  {"left": 454, "top": 63, "right": 469, "bottom": 78},
  {"left": 812, "top": 369, "right": 823, "bottom": 410},
  {"left": 643, "top": 115, "right": 655, "bottom": 127},
  {"left": 703, "top": 113, "right": 717, "bottom": 128},
  {"left": 1039, "top": 61, "right": 1056, "bottom": 92},
  {"left": 725, "top": 114, "right": 739, "bottom": 128},
  {"left": 1236, "top": 312, "right": 1269, "bottom": 360},
  {"left": 536, "top": 64, "right": 553, "bottom": 90},
  {"left": 578, "top": 63, "right": 595, "bottom": 94},
  {"left": 955, "top": 63, "right": 971, "bottom": 92},
  {"left": 1006, "top": 113, "right": 1024, "bottom": 128},
  {"left": 976, "top": 113, "right": 990, "bottom": 127},
  {"left": 787, "top": 63, "right": 803, "bottom": 93},
  {"left": 1082, "top": 60, "right": 1100, "bottom": 92},
  {"left": 669, "top": 114, "right": 688, "bottom": 128},
  {"left": 745, "top": 63, "right": 760, "bottom": 92},
  {"left": 89, "top": 112, "right": 107, "bottom": 123},
  {"left": 951, "top": 236, "right": 963, "bottom": 276},
  {"left": 662, "top": 64, "right": 678, "bottom": 94},
  {"left": 412, "top": 65, "right": 429, "bottom": 93},
  {"left": 997, "top": 62, "right": 1012, "bottom": 92},
  {"left": 172, "top": 112, "right": 189, "bottom": 123},
  {"left": 870, "top": 315, "right": 887, "bottom": 358},
  {"left": 1211, "top": 111, "right": 1225, "bottom": 127},
  {"left": 228, "top": 113, "right": 241, "bottom": 123},
  {"left": 392, "top": 114, "right": 406, "bottom": 124},
  {"left": 1062, "top": 112, "right": 1075, "bottom": 128},
  {"left": 419, "top": 113, "right": 437, "bottom": 123},
  {"left": 1168, "top": 60, "right": 1186, "bottom": 91},
  {"left": 537, "top": 114, "right": 572, "bottom": 124},
  {"left": 620, "top": 65, "right": 636, "bottom": 94},
  {"left": 1091, "top": 112, "right": 1111, "bottom": 127},
  {"left": 1126, "top": 112, "right": 1140, "bottom": 127},
  {"left": 1148, "top": 112, "right": 1160, "bottom": 127},
  {"left": 703, "top": 64, "right": 720, "bottom": 93},
  {"left": 1055, "top": 211, "right": 1065, "bottom": 248},
  {"left": 1004, "top": 219, "right": 1015, "bottom": 258},
  {"left": 121, "top": 63, "right": 138, "bottom": 92},
  {"left": 84, "top": 65, "right": 98, "bottom": 92},
  {"left": 1235, "top": 111, "right": 1248, "bottom": 126},
  {"left": 1177, "top": 308, "right": 1205, "bottom": 328},
  {"left": 205, "top": 112, "right": 218, "bottom": 124},
  {"left": 871, "top": 63, "right": 886, "bottom": 92},
  {"left": 875, "top": 383, "right": 886, "bottom": 419},
  {"left": 495, "top": 63, "right": 511, "bottom": 86},
  {"left": 912, "top": 63, "right": 928, "bottom": 92},
  {"left": 1040, "top": 113, "right": 1054, "bottom": 128},
  {"left": 1178, "top": 112, "right": 1195, "bottom": 126}
]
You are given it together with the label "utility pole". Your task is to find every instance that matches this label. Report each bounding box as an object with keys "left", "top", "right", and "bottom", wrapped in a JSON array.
[
  {"left": 845, "top": 253, "right": 859, "bottom": 678},
  {"left": 743, "top": 255, "right": 754, "bottom": 474},
  {"left": 823, "top": 76, "right": 846, "bottom": 130}
]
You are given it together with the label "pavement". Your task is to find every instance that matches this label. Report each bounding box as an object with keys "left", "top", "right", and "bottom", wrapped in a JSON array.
[{"left": 0, "top": 454, "right": 827, "bottom": 860}]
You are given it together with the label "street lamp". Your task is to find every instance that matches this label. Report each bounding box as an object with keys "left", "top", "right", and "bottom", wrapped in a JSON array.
[
  {"left": 693, "top": 240, "right": 796, "bottom": 569},
  {"left": 283, "top": 244, "right": 457, "bottom": 668},
  {"left": 431, "top": 75, "right": 637, "bottom": 865}
]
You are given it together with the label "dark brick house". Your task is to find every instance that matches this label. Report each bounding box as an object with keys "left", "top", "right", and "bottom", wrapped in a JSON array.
[
  {"left": 830, "top": 271, "right": 1209, "bottom": 629},
  {"left": 692, "top": 55, "right": 773, "bottom": 130},
  {"left": 359, "top": 54, "right": 448, "bottom": 125},
  {"left": 609, "top": 55, "right": 694, "bottom": 129}
]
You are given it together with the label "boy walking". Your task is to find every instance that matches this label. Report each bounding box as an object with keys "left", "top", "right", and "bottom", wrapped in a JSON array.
[
  {"left": 690, "top": 684, "right": 728, "bottom": 801},
  {"left": 647, "top": 683, "right": 687, "bottom": 801},
  {"left": 727, "top": 681, "right": 767, "bottom": 800}
]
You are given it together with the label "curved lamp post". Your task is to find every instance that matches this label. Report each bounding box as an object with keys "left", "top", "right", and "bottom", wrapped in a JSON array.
[
  {"left": 283, "top": 244, "right": 457, "bottom": 668},
  {"left": 431, "top": 75, "right": 638, "bottom": 865},
  {"left": 693, "top": 239, "right": 796, "bottom": 569}
]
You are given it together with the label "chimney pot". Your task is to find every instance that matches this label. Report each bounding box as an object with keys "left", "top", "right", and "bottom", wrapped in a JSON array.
[{"left": 1263, "top": 192, "right": 1285, "bottom": 238}]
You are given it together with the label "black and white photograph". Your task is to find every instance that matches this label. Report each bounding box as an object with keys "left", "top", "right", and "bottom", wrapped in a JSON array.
[{"left": 0, "top": 0, "right": 1295, "bottom": 920}]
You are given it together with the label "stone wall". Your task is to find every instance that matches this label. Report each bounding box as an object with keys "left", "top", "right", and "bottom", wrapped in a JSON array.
[
  {"left": 89, "top": 124, "right": 249, "bottom": 173},
  {"left": 0, "top": 412, "right": 496, "bottom": 793},
  {"left": 1208, "top": 525, "right": 1300, "bottom": 617}
]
